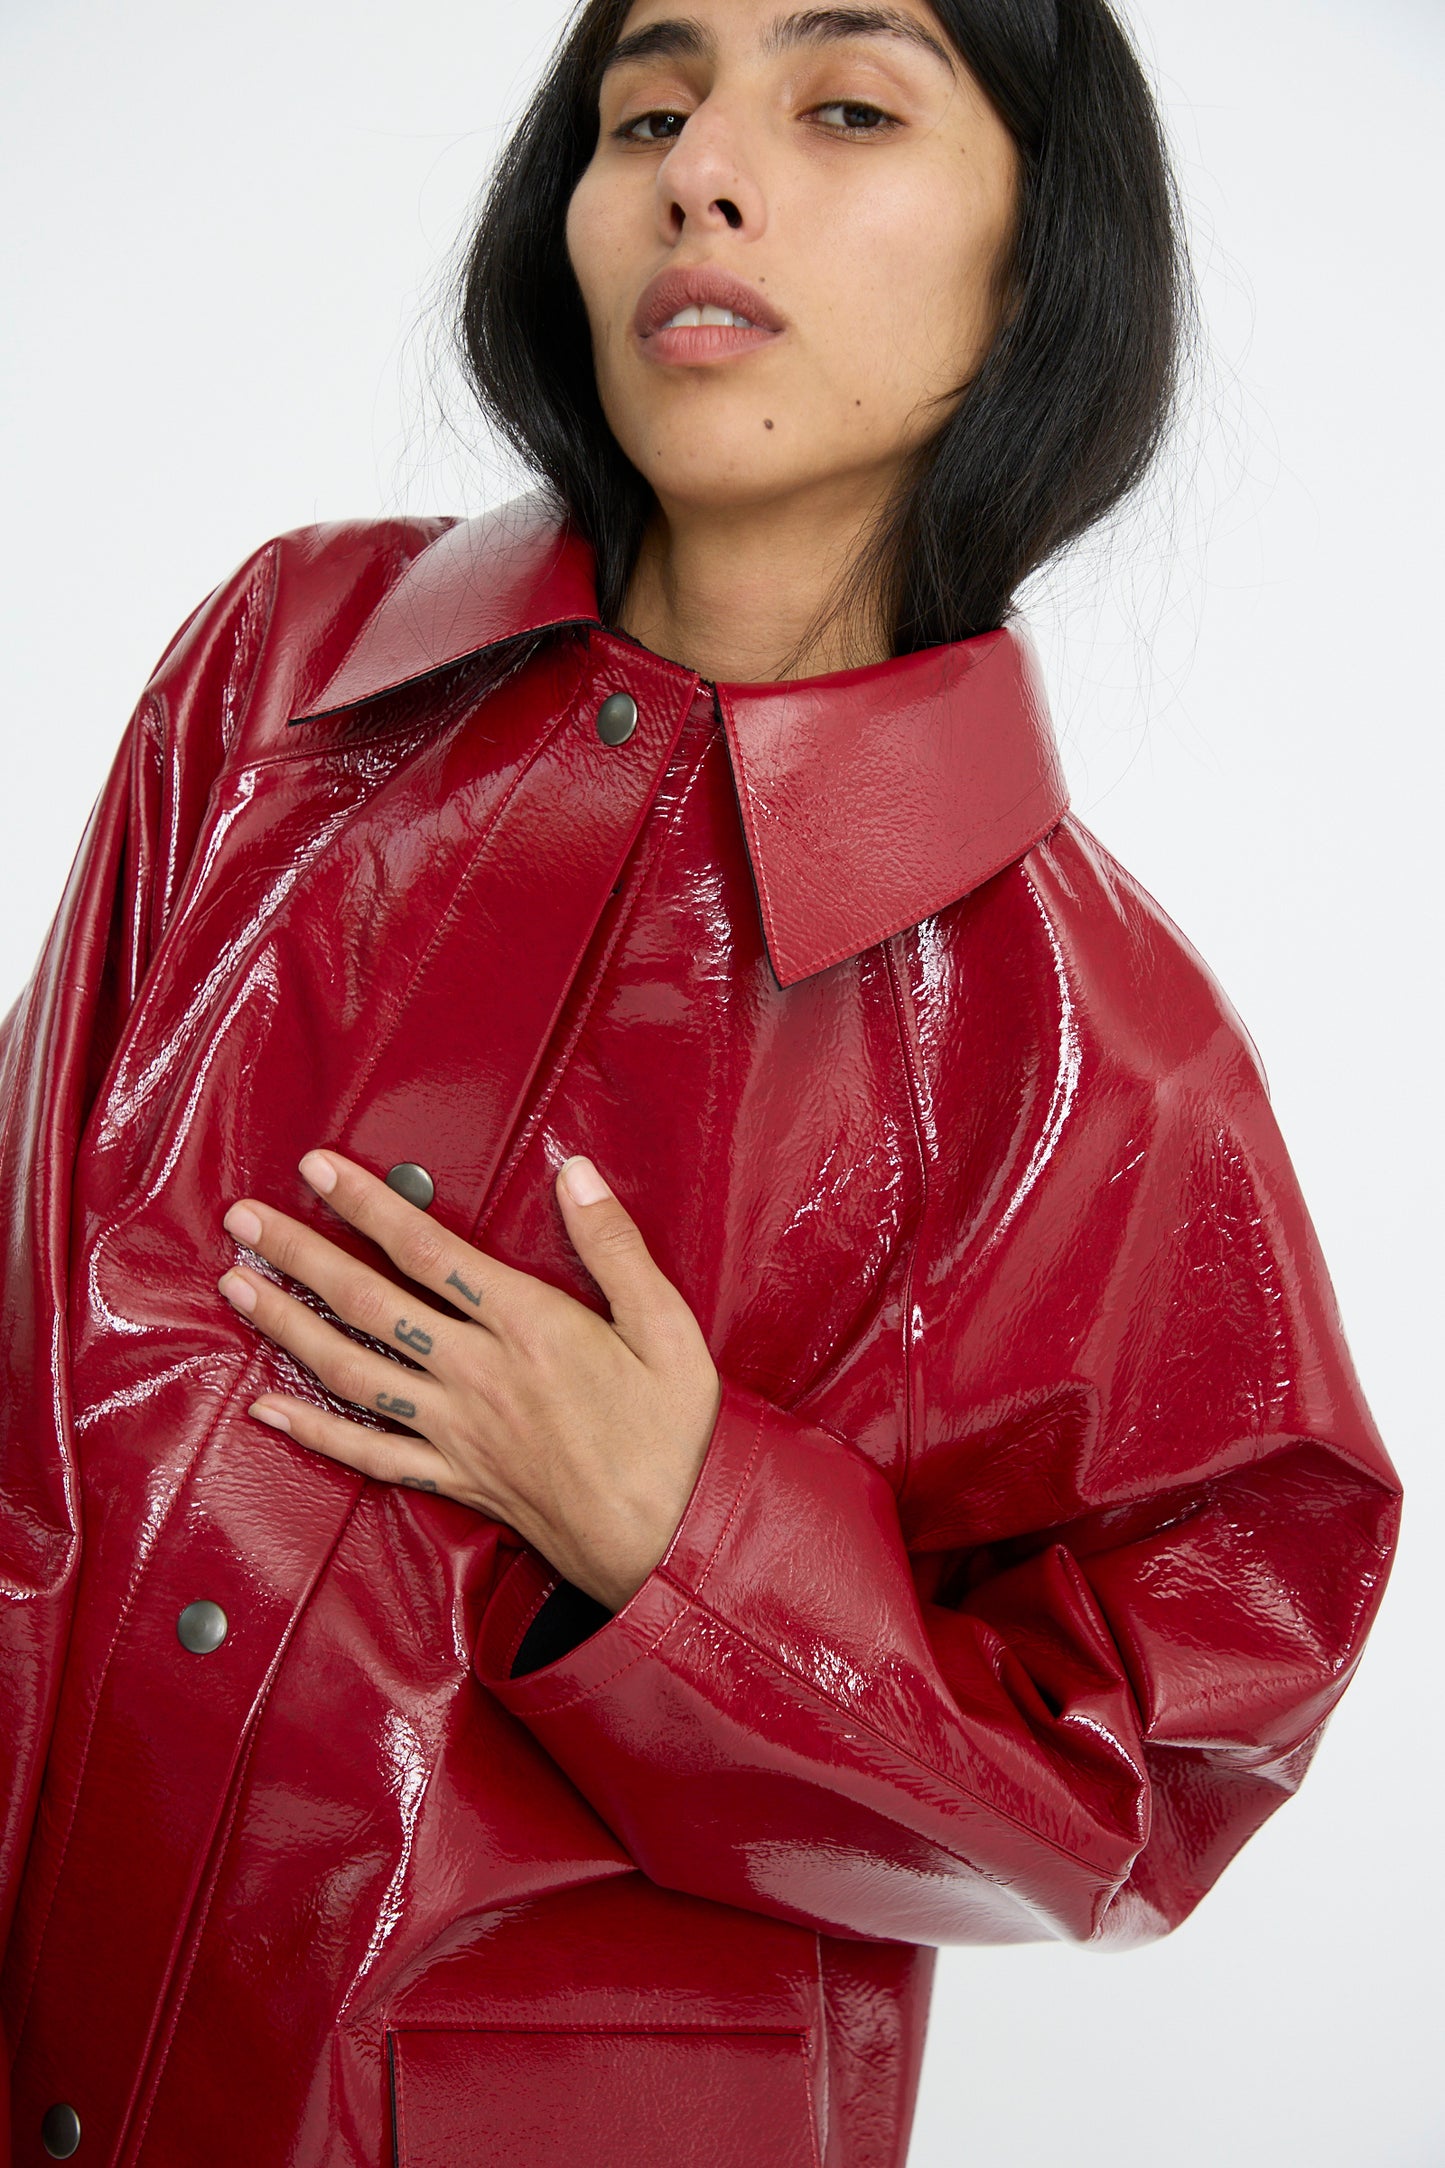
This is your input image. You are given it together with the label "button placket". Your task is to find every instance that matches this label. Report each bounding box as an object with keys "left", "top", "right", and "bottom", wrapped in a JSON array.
[
  {"left": 336, "top": 661, "right": 692, "bottom": 1245},
  {"left": 8, "top": 1421, "right": 366, "bottom": 2161}
]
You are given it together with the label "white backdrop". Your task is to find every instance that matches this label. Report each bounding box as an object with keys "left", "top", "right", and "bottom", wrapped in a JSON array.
[{"left": 3, "top": 3, "right": 1441, "bottom": 2162}]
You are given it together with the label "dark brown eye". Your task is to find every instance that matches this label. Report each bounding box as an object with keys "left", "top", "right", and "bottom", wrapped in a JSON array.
[
  {"left": 812, "top": 101, "right": 897, "bottom": 134},
  {"left": 613, "top": 109, "right": 689, "bottom": 143}
]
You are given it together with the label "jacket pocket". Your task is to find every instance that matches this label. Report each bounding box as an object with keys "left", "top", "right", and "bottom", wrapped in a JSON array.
[{"left": 388, "top": 2024, "right": 819, "bottom": 2167}]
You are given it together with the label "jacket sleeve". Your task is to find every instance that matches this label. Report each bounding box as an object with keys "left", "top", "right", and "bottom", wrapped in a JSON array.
[
  {"left": 475, "top": 900, "right": 1403, "bottom": 1951},
  {"left": 0, "top": 540, "right": 280, "bottom": 1963}
]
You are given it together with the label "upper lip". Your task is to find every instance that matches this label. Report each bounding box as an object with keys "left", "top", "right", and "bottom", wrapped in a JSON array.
[{"left": 633, "top": 263, "right": 786, "bottom": 338}]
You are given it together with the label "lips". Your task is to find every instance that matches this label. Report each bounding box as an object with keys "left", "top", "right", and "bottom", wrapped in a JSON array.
[{"left": 633, "top": 263, "right": 786, "bottom": 340}]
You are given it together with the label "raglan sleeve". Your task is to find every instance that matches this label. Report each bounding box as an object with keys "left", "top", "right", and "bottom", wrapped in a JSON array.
[
  {"left": 0, "top": 536, "right": 281, "bottom": 1963},
  {"left": 474, "top": 874, "right": 1403, "bottom": 1950}
]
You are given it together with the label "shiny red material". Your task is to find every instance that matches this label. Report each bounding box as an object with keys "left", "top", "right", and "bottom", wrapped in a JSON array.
[{"left": 0, "top": 494, "right": 1402, "bottom": 2165}]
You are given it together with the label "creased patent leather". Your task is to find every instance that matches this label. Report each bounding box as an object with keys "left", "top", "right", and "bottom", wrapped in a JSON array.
[{"left": 0, "top": 493, "right": 1402, "bottom": 2167}]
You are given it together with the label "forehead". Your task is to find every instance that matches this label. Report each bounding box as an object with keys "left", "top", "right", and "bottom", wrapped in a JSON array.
[{"left": 600, "top": 3, "right": 959, "bottom": 80}]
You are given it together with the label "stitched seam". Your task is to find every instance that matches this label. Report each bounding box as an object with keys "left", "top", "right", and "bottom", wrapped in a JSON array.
[
  {"left": 501, "top": 1396, "right": 766, "bottom": 1717},
  {"left": 394, "top": 2043, "right": 411, "bottom": 2162},
  {"left": 474, "top": 711, "right": 721, "bottom": 1239},
  {"left": 387, "top": 2023, "right": 817, "bottom": 2160},
  {"left": 766, "top": 946, "right": 903, "bottom": 1419},
  {"left": 506, "top": 1595, "right": 697, "bottom": 1712},
  {"left": 388, "top": 2022, "right": 813, "bottom": 2037},
  {"left": 811, "top": 1931, "right": 829, "bottom": 2162},
  {"left": 883, "top": 931, "right": 929, "bottom": 1490},
  {"left": 323, "top": 695, "right": 578, "bottom": 1143},
  {"left": 6, "top": 1348, "right": 269, "bottom": 2048},
  {"left": 330, "top": 641, "right": 689, "bottom": 1150},
  {"left": 714, "top": 687, "right": 786, "bottom": 967},
  {"left": 116, "top": 1716, "right": 269, "bottom": 2167},
  {"left": 461, "top": 655, "right": 697, "bottom": 1228},
  {"left": 682, "top": 1394, "right": 768, "bottom": 1603},
  {"left": 676, "top": 1591, "right": 1132, "bottom": 1885},
  {"left": 801, "top": 2007, "right": 825, "bottom": 2168},
  {"left": 119, "top": 1476, "right": 365, "bottom": 2164}
]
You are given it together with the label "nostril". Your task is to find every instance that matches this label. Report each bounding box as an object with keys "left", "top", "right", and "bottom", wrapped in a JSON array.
[{"left": 715, "top": 199, "right": 743, "bottom": 228}]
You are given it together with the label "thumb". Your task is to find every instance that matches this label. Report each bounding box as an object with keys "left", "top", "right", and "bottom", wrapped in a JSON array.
[{"left": 555, "top": 1156, "right": 670, "bottom": 1346}]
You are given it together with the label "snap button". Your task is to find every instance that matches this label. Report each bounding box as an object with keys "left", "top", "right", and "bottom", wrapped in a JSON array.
[
  {"left": 595, "top": 692, "right": 638, "bottom": 746},
  {"left": 177, "top": 1600, "right": 228, "bottom": 1655},
  {"left": 42, "top": 2104, "right": 81, "bottom": 2158},
  {"left": 386, "top": 1162, "right": 435, "bottom": 1210}
]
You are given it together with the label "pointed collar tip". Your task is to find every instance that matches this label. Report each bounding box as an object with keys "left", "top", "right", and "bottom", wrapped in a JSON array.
[
  {"left": 287, "top": 492, "right": 600, "bottom": 723},
  {"left": 718, "top": 627, "right": 1067, "bottom": 984}
]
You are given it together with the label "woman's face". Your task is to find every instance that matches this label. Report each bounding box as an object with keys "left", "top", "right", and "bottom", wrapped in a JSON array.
[{"left": 565, "top": 0, "right": 1020, "bottom": 522}]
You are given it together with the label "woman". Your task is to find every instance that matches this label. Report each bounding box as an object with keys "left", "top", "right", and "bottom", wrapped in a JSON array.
[{"left": 0, "top": 0, "right": 1402, "bottom": 2162}]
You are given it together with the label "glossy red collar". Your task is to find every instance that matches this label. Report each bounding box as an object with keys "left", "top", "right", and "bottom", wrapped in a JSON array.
[{"left": 290, "top": 493, "right": 1068, "bottom": 987}]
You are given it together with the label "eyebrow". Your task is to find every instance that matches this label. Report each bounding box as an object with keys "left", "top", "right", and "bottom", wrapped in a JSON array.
[{"left": 598, "top": 8, "right": 959, "bottom": 83}]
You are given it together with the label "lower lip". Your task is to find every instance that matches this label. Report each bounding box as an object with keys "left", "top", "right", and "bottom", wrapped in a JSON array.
[{"left": 640, "top": 323, "right": 783, "bottom": 365}]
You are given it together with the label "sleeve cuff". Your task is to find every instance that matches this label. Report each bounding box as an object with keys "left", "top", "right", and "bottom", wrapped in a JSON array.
[{"left": 474, "top": 1367, "right": 771, "bottom": 1710}]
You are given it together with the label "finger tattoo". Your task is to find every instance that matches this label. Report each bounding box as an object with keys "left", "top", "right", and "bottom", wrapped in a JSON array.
[
  {"left": 400, "top": 1475, "right": 438, "bottom": 1493},
  {"left": 394, "top": 1318, "right": 433, "bottom": 1355},
  {"left": 446, "top": 1268, "right": 482, "bottom": 1308},
  {"left": 376, "top": 1392, "right": 417, "bottom": 1418}
]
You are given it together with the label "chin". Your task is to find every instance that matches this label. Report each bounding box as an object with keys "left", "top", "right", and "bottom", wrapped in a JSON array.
[
  {"left": 617, "top": 418, "right": 814, "bottom": 506},
  {"left": 643, "top": 464, "right": 818, "bottom": 517}
]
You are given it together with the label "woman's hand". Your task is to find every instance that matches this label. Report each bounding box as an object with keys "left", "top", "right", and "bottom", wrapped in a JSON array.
[{"left": 216, "top": 1148, "right": 722, "bottom": 1611}]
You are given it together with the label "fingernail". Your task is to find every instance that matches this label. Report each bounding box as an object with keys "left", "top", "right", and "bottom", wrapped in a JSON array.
[
  {"left": 223, "top": 1204, "right": 263, "bottom": 1246},
  {"left": 219, "top": 1271, "right": 257, "bottom": 1314},
  {"left": 249, "top": 1400, "right": 292, "bottom": 1435},
  {"left": 299, "top": 1151, "right": 338, "bottom": 1195},
  {"left": 561, "top": 1154, "right": 611, "bottom": 1205}
]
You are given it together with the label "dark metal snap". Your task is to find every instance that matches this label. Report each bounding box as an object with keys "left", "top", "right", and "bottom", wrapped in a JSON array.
[
  {"left": 595, "top": 692, "right": 638, "bottom": 746},
  {"left": 42, "top": 2104, "right": 81, "bottom": 2158},
  {"left": 177, "top": 1600, "right": 229, "bottom": 1655},
  {"left": 386, "top": 1162, "right": 435, "bottom": 1210}
]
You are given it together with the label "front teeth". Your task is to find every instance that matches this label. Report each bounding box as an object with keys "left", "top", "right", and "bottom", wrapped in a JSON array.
[{"left": 660, "top": 304, "right": 759, "bottom": 329}]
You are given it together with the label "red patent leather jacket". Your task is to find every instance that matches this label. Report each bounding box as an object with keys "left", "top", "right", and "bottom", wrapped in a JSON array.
[{"left": 0, "top": 494, "right": 1402, "bottom": 2167}]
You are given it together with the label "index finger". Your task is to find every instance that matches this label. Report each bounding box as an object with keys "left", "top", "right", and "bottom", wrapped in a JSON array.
[{"left": 297, "top": 1147, "right": 529, "bottom": 1330}]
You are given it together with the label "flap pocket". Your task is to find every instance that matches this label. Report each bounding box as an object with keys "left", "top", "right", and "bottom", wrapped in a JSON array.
[{"left": 390, "top": 2025, "right": 819, "bottom": 2168}]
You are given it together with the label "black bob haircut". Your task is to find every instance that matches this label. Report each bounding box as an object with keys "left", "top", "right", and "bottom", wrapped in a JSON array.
[{"left": 455, "top": 0, "right": 1191, "bottom": 662}]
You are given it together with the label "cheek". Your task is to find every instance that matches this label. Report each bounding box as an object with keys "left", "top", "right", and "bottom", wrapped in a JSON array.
[
  {"left": 566, "top": 170, "right": 652, "bottom": 406},
  {"left": 803, "top": 160, "right": 1013, "bottom": 414},
  {"left": 564, "top": 176, "right": 605, "bottom": 327}
]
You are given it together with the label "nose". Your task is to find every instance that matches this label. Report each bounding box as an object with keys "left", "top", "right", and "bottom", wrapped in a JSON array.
[{"left": 654, "top": 102, "right": 766, "bottom": 242}]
